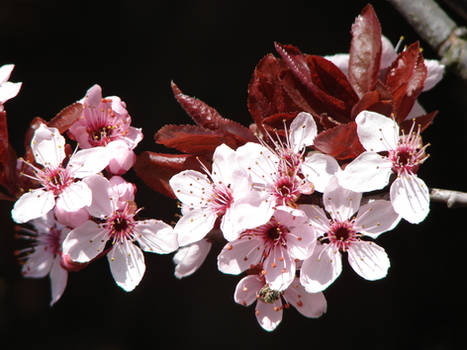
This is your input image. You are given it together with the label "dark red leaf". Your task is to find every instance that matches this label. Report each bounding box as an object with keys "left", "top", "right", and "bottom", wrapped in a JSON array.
[
  {"left": 261, "top": 112, "right": 298, "bottom": 137},
  {"left": 348, "top": 4, "right": 382, "bottom": 97},
  {"left": 134, "top": 151, "right": 208, "bottom": 199},
  {"left": 0, "top": 110, "right": 9, "bottom": 164},
  {"left": 350, "top": 90, "right": 393, "bottom": 119},
  {"left": 313, "top": 122, "right": 364, "bottom": 160},
  {"left": 49, "top": 102, "right": 83, "bottom": 134},
  {"left": 400, "top": 110, "right": 438, "bottom": 134}
]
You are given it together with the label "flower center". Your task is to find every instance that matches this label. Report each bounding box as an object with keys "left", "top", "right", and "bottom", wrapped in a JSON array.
[
  {"left": 105, "top": 210, "right": 136, "bottom": 243},
  {"left": 273, "top": 175, "right": 300, "bottom": 205},
  {"left": 38, "top": 167, "right": 73, "bottom": 195},
  {"left": 209, "top": 184, "right": 233, "bottom": 216},
  {"left": 89, "top": 125, "right": 114, "bottom": 146},
  {"left": 260, "top": 219, "right": 289, "bottom": 246},
  {"left": 327, "top": 220, "right": 357, "bottom": 252}
]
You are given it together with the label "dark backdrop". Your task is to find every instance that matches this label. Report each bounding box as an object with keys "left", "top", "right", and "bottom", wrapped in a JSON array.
[{"left": 1, "top": 1, "right": 466, "bottom": 348}]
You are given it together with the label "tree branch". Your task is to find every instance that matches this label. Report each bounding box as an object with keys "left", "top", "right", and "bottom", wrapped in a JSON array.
[
  {"left": 430, "top": 187, "right": 467, "bottom": 207},
  {"left": 387, "top": 0, "right": 467, "bottom": 81}
]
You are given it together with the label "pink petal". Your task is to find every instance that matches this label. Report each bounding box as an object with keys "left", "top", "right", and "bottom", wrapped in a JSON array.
[
  {"left": 62, "top": 220, "right": 107, "bottom": 263},
  {"left": 211, "top": 143, "right": 237, "bottom": 184},
  {"left": 83, "top": 175, "right": 113, "bottom": 218},
  {"left": 11, "top": 188, "right": 55, "bottom": 224},
  {"left": 347, "top": 241, "right": 390, "bottom": 281},
  {"left": 49, "top": 257, "right": 68, "bottom": 306},
  {"left": 355, "top": 111, "right": 398, "bottom": 152},
  {"left": 301, "top": 152, "right": 340, "bottom": 193},
  {"left": 390, "top": 173, "right": 430, "bottom": 224},
  {"left": 217, "top": 235, "right": 264, "bottom": 275},
  {"left": 255, "top": 299, "right": 283, "bottom": 332},
  {"left": 263, "top": 247, "right": 295, "bottom": 291},
  {"left": 283, "top": 278, "right": 327, "bottom": 318},
  {"left": 299, "top": 204, "right": 331, "bottom": 236},
  {"left": 323, "top": 53, "right": 349, "bottom": 76},
  {"left": 338, "top": 152, "right": 393, "bottom": 192},
  {"left": 234, "top": 275, "right": 263, "bottom": 307},
  {"left": 323, "top": 176, "right": 361, "bottom": 222},
  {"left": 300, "top": 244, "right": 342, "bottom": 293},
  {"left": 380, "top": 35, "right": 397, "bottom": 69},
  {"left": 56, "top": 181, "right": 92, "bottom": 212},
  {"left": 174, "top": 208, "right": 217, "bottom": 246},
  {"left": 134, "top": 219, "right": 178, "bottom": 254},
  {"left": 289, "top": 112, "right": 318, "bottom": 153},
  {"left": 54, "top": 206, "right": 89, "bottom": 228},
  {"left": 108, "top": 175, "right": 136, "bottom": 209},
  {"left": 106, "top": 140, "right": 135, "bottom": 175},
  {"left": 355, "top": 199, "right": 401, "bottom": 238},
  {"left": 121, "top": 126, "right": 143, "bottom": 149},
  {"left": 22, "top": 246, "right": 53, "bottom": 278},
  {"left": 423, "top": 59, "right": 444, "bottom": 91},
  {"left": 173, "top": 239, "right": 212, "bottom": 279},
  {"left": 169, "top": 170, "right": 212, "bottom": 208},
  {"left": 286, "top": 220, "right": 316, "bottom": 260},
  {"left": 107, "top": 239, "right": 146, "bottom": 292},
  {"left": 236, "top": 142, "right": 279, "bottom": 185},
  {"left": 82, "top": 84, "right": 102, "bottom": 108},
  {"left": 31, "top": 124, "right": 66, "bottom": 168},
  {"left": 67, "top": 146, "right": 110, "bottom": 178}
]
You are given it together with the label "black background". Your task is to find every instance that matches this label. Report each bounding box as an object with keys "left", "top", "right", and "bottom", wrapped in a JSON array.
[{"left": 1, "top": 1, "right": 466, "bottom": 348}]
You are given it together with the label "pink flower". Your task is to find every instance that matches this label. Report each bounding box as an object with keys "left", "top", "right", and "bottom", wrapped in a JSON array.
[
  {"left": 234, "top": 274, "right": 327, "bottom": 331},
  {"left": 69, "top": 84, "right": 143, "bottom": 174},
  {"left": 218, "top": 206, "right": 316, "bottom": 291},
  {"left": 0, "top": 64, "right": 22, "bottom": 109},
  {"left": 62, "top": 175, "right": 178, "bottom": 291},
  {"left": 169, "top": 143, "right": 274, "bottom": 245},
  {"left": 299, "top": 177, "right": 400, "bottom": 293},
  {"left": 338, "top": 111, "right": 430, "bottom": 223},
  {"left": 16, "top": 212, "right": 70, "bottom": 306},
  {"left": 11, "top": 123, "right": 110, "bottom": 224}
]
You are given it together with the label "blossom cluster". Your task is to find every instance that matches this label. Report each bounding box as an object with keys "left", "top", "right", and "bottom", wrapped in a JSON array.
[{"left": 0, "top": 3, "right": 445, "bottom": 332}]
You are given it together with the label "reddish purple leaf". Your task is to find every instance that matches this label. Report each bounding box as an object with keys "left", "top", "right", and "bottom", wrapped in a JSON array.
[
  {"left": 313, "top": 122, "right": 364, "bottom": 160},
  {"left": 348, "top": 4, "right": 382, "bottom": 97},
  {"left": 0, "top": 110, "right": 9, "bottom": 165},
  {"left": 49, "top": 102, "right": 83, "bottom": 134},
  {"left": 400, "top": 110, "right": 438, "bottom": 134},
  {"left": 134, "top": 151, "right": 208, "bottom": 199}
]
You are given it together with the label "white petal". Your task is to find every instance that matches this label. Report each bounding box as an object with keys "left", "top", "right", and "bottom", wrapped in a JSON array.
[
  {"left": 323, "top": 176, "right": 361, "bottom": 222},
  {"left": 135, "top": 219, "right": 178, "bottom": 254},
  {"left": 83, "top": 174, "right": 113, "bottom": 218},
  {"left": 211, "top": 143, "right": 237, "bottom": 184},
  {"left": 234, "top": 275, "right": 263, "bottom": 307},
  {"left": 289, "top": 112, "right": 318, "bottom": 152},
  {"left": 11, "top": 189, "right": 55, "bottom": 224},
  {"left": 0, "top": 64, "right": 14, "bottom": 83},
  {"left": 217, "top": 235, "right": 263, "bottom": 275},
  {"left": 283, "top": 279, "right": 327, "bottom": 318},
  {"left": 236, "top": 142, "right": 279, "bottom": 185},
  {"left": 255, "top": 299, "right": 283, "bottom": 332},
  {"left": 355, "top": 200, "right": 401, "bottom": 238},
  {"left": 121, "top": 126, "right": 143, "bottom": 149},
  {"left": 355, "top": 111, "right": 399, "bottom": 152},
  {"left": 300, "top": 244, "right": 342, "bottom": 293},
  {"left": 62, "top": 221, "right": 107, "bottom": 263},
  {"left": 22, "top": 246, "right": 54, "bottom": 278},
  {"left": 56, "top": 181, "right": 92, "bottom": 212},
  {"left": 173, "top": 239, "right": 212, "bottom": 279},
  {"left": 0, "top": 81, "right": 22, "bottom": 104},
  {"left": 347, "top": 241, "right": 390, "bottom": 281},
  {"left": 169, "top": 170, "right": 212, "bottom": 207},
  {"left": 263, "top": 247, "right": 295, "bottom": 292},
  {"left": 174, "top": 209, "right": 217, "bottom": 246},
  {"left": 299, "top": 204, "right": 331, "bottom": 237},
  {"left": 390, "top": 173, "right": 430, "bottom": 224},
  {"left": 380, "top": 35, "right": 397, "bottom": 69},
  {"left": 423, "top": 59, "right": 444, "bottom": 91},
  {"left": 31, "top": 124, "right": 66, "bottom": 168},
  {"left": 50, "top": 257, "right": 68, "bottom": 306},
  {"left": 301, "top": 152, "right": 340, "bottom": 193},
  {"left": 406, "top": 100, "right": 426, "bottom": 120},
  {"left": 107, "top": 240, "right": 146, "bottom": 292},
  {"left": 67, "top": 146, "right": 110, "bottom": 178},
  {"left": 324, "top": 53, "right": 349, "bottom": 76},
  {"left": 338, "top": 152, "right": 393, "bottom": 192}
]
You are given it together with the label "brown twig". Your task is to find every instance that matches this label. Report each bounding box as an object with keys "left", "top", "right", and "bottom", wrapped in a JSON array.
[
  {"left": 430, "top": 187, "right": 467, "bottom": 207},
  {"left": 387, "top": 0, "right": 467, "bottom": 81}
]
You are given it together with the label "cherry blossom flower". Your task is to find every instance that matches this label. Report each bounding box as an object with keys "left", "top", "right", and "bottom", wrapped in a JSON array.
[
  {"left": 169, "top": 143, "right": 273, "bottom": 246},
  {"left": 69, "top": 84, "right": 143, "bottom": 175},
  {"left": 218, "top": 206, "right": 316, "bottom": 291},
  {"left": 173, "top": 238, "right": 212, "bottom": 279},
  {"left": 11, "top": 123, "right": 110, "bottom": 224},
  {"left": 0, "top": 64, "right": 22, "bottom": 110},
  {"left": 338, "top": 111, "right": 430, "bottom": 223},
  {"left": 299, "top": 177, "right": 400, "bottom": 293},
  {"left": 15, "top": 212, "right": 70, "bottom": 306},
  {"left": 62, "top": 175, "right": 178, "bottom": 291},
  {"left": 234, "top": 274, "right": 327, "bottom": 331}
]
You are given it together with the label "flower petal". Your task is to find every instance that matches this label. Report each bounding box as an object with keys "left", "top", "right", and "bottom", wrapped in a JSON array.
[
  {"left": 22, "top": 246, "right": 54, "bottom": 278},
  {"left": 169, "top": 170, "right": 212, "bottom": 208},
  {"left": 56, "top": 181, "right": 92, "bottom": 213},
  {"left": 390, "top": 173, "right": 430, "bottom": 224},
  {"left": 338, "top": 152, "right": 393, "bottom": 192},
  {"left": 255, "top": 299, "right": 283, "bottom": 332},
  {"left": 423, "top": 59, "right": 444, "bottom": 91},
  {"left": 283, "top": 279, "right": 327, "bottom": 318},
  {"left": 217, "top": 235, "right": 263, "bottom": 275},
  {"left": 299, "top": 204, "right": 331, "bottom": 237},
  {"left": 289, "top": 112, "right": 318, "bottom": 152},
  {"left": 211, "top": 143, "right": 237, "bottom": 184},
  {"left": 50, "top": 257, "right": 68, "bottom": 306},
  {"left": 355, "top": 199, "right": 401, "bottom": 238},
  {"left": 62, "top": 220, "right": 107, "bottom": 263},
  {"left": 301, "top": 152, "right": 340, "bottom": 193},
  {"left": 300, "top": 244, "right": 342, "bottom": 293},
  {"left": 174, "top": 208, "right": 217, "bottom": 246},
  {"left": 31, "top": 124, "right": 66, "bottom": 168},
  {"left": 107, "top": 240, "right": 146, "bottom": 292},
  {"left": 347, "top": 241, "right": 390, "bottom": 281},
  {"left": 83, "top": 175, "right": 113, "bottom": 218},
  {"left": 355, "top": 110, "right": 399, "bottom": 152},
  {"left": 11, "top": 189, "right": 55, "bottom": 224},
  {"left": 234, "top": 274, "right": 263, "bottom": 307},
  {"left": 323, "top": 176, "right": 361, "bottom": 222},
  {"left": 67, "top": 146, "right": 110, "bottom": 178},
  {"left": 0, "top": 64, "right": 14, "bottom": 83},
  {"left": 173, "top": 239, "right": 212, "bottom": 279},
  {"left": 106, "top": 141, "right": 135, "bottom": 175},
  {"left": 135, "top": 219, "right": 178, "bottom": 254},
  {"left": 264, "top": 247, "right": 295, "bottom": 291},
  {"left": 0, "top": 81, "right": 22, "bottom": 104}
]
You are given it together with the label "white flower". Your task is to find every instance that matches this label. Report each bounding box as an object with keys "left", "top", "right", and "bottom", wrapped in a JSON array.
[
  {"left": 0, "top": 64, "right": 22, "bottom": 109},
  {"left": 62, "top": 175, "right": 178, "bottom": 292},
  {"left": 338, "top": 111, "right": 430, "bottom": 223},
  {"left": 11, "top": 123, "right": 110, "bottom": 224},
  {"left": 299, "top": 177, "right": 400, "bottom": 293}
]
